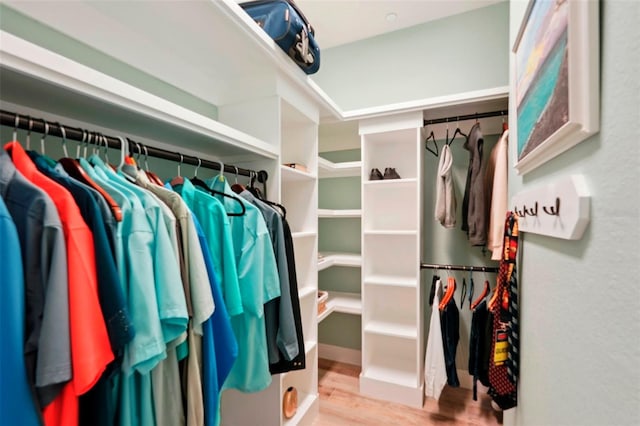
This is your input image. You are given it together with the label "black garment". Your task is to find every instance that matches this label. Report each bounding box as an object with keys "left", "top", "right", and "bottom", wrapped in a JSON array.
[
  {"left": 468, "top": 300, "right": 490, "bottom": 400},
  {"left": 269, "top": 218, "right": 306, "bottom": 374},
  {"left": 440, "top": 297, "right": 460, "bottom": 387},
  {"left": 428, "top": 275, "right": 440, "bottom": 306}
]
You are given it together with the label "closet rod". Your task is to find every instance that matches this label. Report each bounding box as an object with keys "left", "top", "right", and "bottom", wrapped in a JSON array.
[
  {"left": 423, "top": 109, "right": 508, "bottom": 127},
  {"left": 421, "top": 262, "right": 499, "bottom": 273},
  {"left": 0, "top": 109, "right": 265, "bottom": 180}
]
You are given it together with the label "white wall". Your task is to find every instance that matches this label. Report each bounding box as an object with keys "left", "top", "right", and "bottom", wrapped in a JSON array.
[{"left": 506, "top": 1, "right": 640, "bottom": 425}]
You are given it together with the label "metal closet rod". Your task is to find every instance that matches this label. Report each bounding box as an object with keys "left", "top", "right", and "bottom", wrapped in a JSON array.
[
  {"left": 0, "top": 109, "right": 264, "bottom": 179},
  {"left": 421, "top": 262, "right": 499, "bottom": 273},
  {"left": 423, "top": 109, "right": 508, "bottom": 127}
]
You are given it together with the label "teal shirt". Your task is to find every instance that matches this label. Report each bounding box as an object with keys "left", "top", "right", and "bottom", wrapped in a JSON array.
[
  {"left": 81, "top": 159, "right": 164, "bottom": 426},
  {"left": 208, "top": 177, "right": 281, "bottom": 392},
  {"left": 172, "top": 179, "right": 243, "bottom": 318}
]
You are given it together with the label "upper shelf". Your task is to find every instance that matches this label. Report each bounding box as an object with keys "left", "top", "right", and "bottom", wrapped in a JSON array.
[
  {"left": 318, "top": 157, "right": 362, "bottom": 178},
  {"left": 0, "top": 31, "right": 278, "bottom": 160},
  {"left": 281, "top": 164, "right": 316, "bottom": 182},
  {"left": 2, "top": 0, "right": 340, "bottom": 117}
]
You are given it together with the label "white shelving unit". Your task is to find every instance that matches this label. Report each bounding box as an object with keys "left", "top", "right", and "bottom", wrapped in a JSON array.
[
  {"left": 318, "top": 157, "right": 362, "bottom": 178},
  {"left": 317, "top": 252, "right": 362, "bottom": 272},
  {"left": 317, "top": 291, "right": 362, "bottom": 323},
  {"left": 359, "top": 111, "right": 424, "bottom": 409},
  {"left": 317, "top": 208, "right": 362, "bottom": 218}
]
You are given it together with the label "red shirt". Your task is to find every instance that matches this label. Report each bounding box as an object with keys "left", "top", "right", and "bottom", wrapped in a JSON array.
[{"left": 6, "top": 142, "right": 113, "bottom": 426}]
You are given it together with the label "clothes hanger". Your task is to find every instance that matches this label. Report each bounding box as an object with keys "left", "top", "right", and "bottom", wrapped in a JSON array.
[
  {"left": 446, "top": 118, "right": 468, "bottom": 147},
  {"left": 439, "top": 275, "right": 456, "bottom": 311},
  {"left": 169, "top": 154, "right": 185, "bottom": 187},
  {"left": 424, "top": 127, "right": 438, "bottom": 157},
  {"left": 231, "top": 166, "right": 246, "bottom": 194},
  {"left": 471, "top": 279, "right": 491, "bottom": 310},
  {"left": 190, "top": 157, "right": 210, "bottom": 189},
  {"left": 140, "top": 145, "right": 164, "bottom": 186},
  {"left": 190, "top": 159, "right": 246, "bottom": 217},
  {"left": 59, "top": 128, "right": 123, "bottom": 222}
]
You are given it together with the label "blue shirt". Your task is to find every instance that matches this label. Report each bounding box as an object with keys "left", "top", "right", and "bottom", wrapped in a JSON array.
[
  {"left": 0, "top": 197, "right": 40, "bottom": 426},
  {"left": 191, "top": 213, "right": 238, "bottom": 426}
]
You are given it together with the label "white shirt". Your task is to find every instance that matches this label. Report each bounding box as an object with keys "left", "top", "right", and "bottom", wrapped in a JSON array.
[{"left": 424, "top": 279, "right": 447, "bottom": 400}]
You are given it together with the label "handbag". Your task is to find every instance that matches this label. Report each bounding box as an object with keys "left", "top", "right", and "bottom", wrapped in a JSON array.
[{"left": 240, "top": 0, "right": 321, "bottom": 74}]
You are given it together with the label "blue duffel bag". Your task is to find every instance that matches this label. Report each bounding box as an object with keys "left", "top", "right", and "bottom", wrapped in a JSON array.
[{"left": 240, "top": 0, "right": 320, "bottom": 74}]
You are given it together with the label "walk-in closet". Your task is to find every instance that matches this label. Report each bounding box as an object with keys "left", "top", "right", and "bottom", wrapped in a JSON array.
[{"left": 2, "top": 1, "right": 638, "bottom": 426}]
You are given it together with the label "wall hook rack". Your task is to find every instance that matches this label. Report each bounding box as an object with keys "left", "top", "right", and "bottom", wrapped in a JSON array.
[{"left": 511, "top": 175, "right": 590, "bottom": 240}]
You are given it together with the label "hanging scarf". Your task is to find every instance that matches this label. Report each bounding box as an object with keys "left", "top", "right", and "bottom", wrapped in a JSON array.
[{"left": 487, "top": 212, "right": 519, "bottom": 409}]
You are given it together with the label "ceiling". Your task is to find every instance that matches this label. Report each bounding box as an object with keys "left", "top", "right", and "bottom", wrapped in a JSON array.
[{"left": 293, "top": 0, "right": 503, "bottom": 49}]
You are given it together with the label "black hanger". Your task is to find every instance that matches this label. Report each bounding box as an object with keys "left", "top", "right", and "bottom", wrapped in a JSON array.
[
  {"left": 190, "top": 160, "right": 246, "bottom": 217},
  {"left": 425, "top": 130, "right": 438, "bottom": 156},
  {"left": 447, "top": 119, "right": 468, "bottom": 146}
]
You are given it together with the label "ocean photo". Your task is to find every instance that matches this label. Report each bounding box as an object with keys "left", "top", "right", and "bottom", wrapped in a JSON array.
[{"left": 515, "top": 0, "right": 569, "bottom": 160}]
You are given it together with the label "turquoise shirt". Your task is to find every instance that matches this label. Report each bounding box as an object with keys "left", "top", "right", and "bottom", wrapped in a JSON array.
[
  {"left": 208, "top": 177, "right": 281, "bottom": 392},
  {"left": 171, "top": 179, "right": 243, "bottom": 318},
  {"left": 80, "top": 159, "right": 164, "bottom": 426}
]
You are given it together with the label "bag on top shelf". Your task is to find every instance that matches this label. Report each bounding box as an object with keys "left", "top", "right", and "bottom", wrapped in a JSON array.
[{"left": 240, "top": 0, "right": 321, "bottom": 74}]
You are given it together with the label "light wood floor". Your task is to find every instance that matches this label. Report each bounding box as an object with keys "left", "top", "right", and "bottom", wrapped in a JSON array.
[{"left": 314, "top": 359, "right": 503, "bottom": 426}]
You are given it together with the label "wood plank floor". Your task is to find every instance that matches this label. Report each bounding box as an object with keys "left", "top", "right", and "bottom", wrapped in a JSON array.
[{"left": 314, "top": 359, "right": 503, "bottom": 426}]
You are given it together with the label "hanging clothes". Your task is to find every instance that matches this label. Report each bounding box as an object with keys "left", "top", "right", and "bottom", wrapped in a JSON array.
[
  {"left": 239, "top": 189, "right": 300, "bottom": 365},
  {"left": 435, "top": 144, "right": 456, "bottom": 228},
  {"left": 5, "top": 142, "right": 114, "bottom": 426},
  {"left": 207, "top": 176, "right": 281, "bottom": 393},
  {"left": 468, "top": 299, "right": 490, "bottom": 401},
  {"left": 440, "top": 284, "right": 460, "bottom": 388},
  {"left": 268, "top": 216, "right": 306, "bottom": 374},
  {"left": 485, "top": 130, "right": 509, "bottom": 260},
  {"left": 424, "top": 277, "right": 447, "bottom": 400},
  {"left": 461, "top": 123, "right": 487, "bottom": 246},
  {"left": 0, "top": 196, "right": 41, "bottom": 426},
  {"left": 488, "top": 212, "right": 519, "bottom": 410},
  {"left": 0, "top": 150, "right": 70, "bottom": 417}
]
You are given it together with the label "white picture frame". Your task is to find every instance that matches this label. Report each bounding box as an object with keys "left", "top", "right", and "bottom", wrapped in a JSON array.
[{"left": 512, "top": 0, "right": 599, "bottom": 175}]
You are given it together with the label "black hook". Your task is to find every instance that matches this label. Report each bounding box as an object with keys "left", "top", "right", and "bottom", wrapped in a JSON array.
[
  {"left": 525, "top": 201, "right": 539, "bottom": 217},
  {"left": 543, "top": 197, "right": 561, "bottom": 216},
  {"left": 514, "top": 205, "right": 527, "bottom": 218}
]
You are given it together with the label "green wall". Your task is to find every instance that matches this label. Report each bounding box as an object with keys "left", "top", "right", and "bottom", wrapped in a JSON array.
[
  {"left": 0, "top": 4, "right": 218, "bottom": 119},
  {"left": 505, "top": 1, "right": 640, "bottom": 425},
  {"left": 318, "top": 149, "right": 362, "bottom": 350},
  {"left": 312, "top": 2, "right": 509, "bottom": 111}
]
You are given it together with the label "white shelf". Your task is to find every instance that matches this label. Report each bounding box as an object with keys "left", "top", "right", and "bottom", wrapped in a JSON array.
[
  {"left": 305, "top": 340, "right": 317, "bottom": 357},
  {"left": 318, "top": 209, "right": 362, "bottom": 218},
  {"left": 362, "top": 177, "right": 418, "bottom": 186},
  {"left": 363, "top": 275, "right": 417, "bottom": 288},
  {"left": 281, "top": 164, "right": 316, "bottom": 182},
  {"left": 3, "top": 1, "right": 339, "bottom": 116},
  {"left": 0, "top": 31, "right": 279, "bottom": 160},
  {"left": 318, "top": 291, "right": 362, "bottom": 323},
  {"left": 363, "top": 230, "right": 418, "bottom": 236},
  {"left": 292, "top": 231, "right": 317, "bottom": 239},
  {"left": 317, "top": 252, "right": 362, "bottom": 271},
  {"left": 360, "top": 366, "right": 417, "bottom": 390},
  {"left": 318, "top": 157, "right": 362, "bottom": 178},
  {"left": 364, "top": 321, "right": 417, "bottom": 340}
]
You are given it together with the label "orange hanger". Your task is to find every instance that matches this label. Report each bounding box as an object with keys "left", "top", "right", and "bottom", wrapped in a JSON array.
[
  {"left": 439, "top": 276, "right": 456, "bottom": 311},
  {"left": 471, "top": 280, "right": 491, "bottom": 310}
]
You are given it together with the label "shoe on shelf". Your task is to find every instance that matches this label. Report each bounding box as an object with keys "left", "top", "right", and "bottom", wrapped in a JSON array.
[
  {"left": 383, "top": 168, "right": 401, "bottom": 179},
  {"left": 369, "top": 168, "right": 384, "bottom": 180}
]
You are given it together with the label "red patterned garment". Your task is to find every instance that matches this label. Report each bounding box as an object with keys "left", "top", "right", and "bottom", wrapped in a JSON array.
[{"left": 487, "top": 212, "right": 519, "bottom": 409}]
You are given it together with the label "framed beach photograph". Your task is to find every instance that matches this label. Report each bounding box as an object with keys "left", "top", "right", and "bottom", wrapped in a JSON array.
[{"left": 512, "top": 0, "right": 599, "bottom": 175}]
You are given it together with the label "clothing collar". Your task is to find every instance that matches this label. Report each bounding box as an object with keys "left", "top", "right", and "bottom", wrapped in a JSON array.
[
  {"left": 4, "top": 141, "right": 39, "bottom": 182},
  {"left": 0, "top": 150, "right": 19, "bottom": 198}
]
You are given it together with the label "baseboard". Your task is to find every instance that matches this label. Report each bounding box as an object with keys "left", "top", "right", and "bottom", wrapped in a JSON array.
[{"left": 318, "top": 343, "right": 361, "bottom": 366}]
